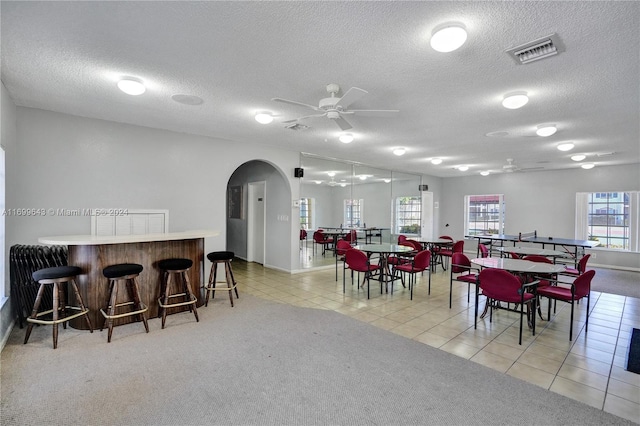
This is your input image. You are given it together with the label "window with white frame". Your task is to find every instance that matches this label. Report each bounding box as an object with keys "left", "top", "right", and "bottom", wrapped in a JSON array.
[
  {"left": 576, "top": 191, "right": 639, "bottom": 251},
  {"left": 299, "top": 198, "right": 313, "bottom": 230},
  {"left": 344, "top": 199, "right": 363, "bottom": 228},
  {"left": 464, "top": 194, "right": 505, "bottom": 235},
  {"left": 395, "top": 196, "right": 421, "bottom": 234}
]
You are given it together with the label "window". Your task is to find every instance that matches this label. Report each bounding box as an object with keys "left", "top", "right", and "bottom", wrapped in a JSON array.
[
  {"left": 577, "top": 192, "right": 637, "bottom": 250},
  {"left": 344, "top": 199, "right": 363, "bottom": 228},
  {"left": 464, "top": 194, "right": 505, "bottom": 235},
  {"left": 299, "top": 198, "right": 313, "bottom": 230},
  {"left": 395, "top": 196, "right": 421, "bottom": 234}
]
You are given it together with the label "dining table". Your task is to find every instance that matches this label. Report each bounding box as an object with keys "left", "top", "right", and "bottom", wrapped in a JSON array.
[
  {"left": 415, "top": 238, "right": 453, "bottom": 271},
  {"left": 353, "top": 243, "right": 415, "bottom": 294},
  {"left": 471, "top": 257, "right": 565, "bottom": 323}
]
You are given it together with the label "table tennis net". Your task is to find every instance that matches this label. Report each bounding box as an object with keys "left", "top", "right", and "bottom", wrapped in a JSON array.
[{"left": 518, "top": 231, "right": 537, "bottom": 241}]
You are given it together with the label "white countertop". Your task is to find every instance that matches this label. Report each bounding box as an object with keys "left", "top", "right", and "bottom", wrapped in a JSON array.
[{"left": 38, "top": 230, "right": 220, "bottom": 246}]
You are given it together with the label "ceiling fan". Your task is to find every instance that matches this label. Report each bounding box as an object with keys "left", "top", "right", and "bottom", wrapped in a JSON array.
[
  {"left": 502, "top": 158, "right": 545, "bottom": 173},
  {"left": 272, "top": 83, "right": 399, "bottom": 131}
]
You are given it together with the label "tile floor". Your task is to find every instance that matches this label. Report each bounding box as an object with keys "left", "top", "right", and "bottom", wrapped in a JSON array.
[{"left": 231, "top": 245, "right": 640, "bottom": 423}]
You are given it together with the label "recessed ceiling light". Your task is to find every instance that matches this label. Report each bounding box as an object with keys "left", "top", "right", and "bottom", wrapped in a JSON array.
[
  {"left": 457, "top": 165, "right": 469, "bottom": 172},
  {"left": 315, "top": 181, "right": 322, "bottom": 184},
  {"left": 383, "top": 179, "right": 391, "bottom": 183},
  {"left": 557, "top": 142, "right": 575, "bottom": 152},
  {"left": 571, "top": 154, "right": 586, "bottom": 162},
  {"left": 480, "top": 171, "right": 490, "bottom": 176},
  {"left": 393, "top": 148, "right": 406, "bottom": 156},
  {"left": 171, "top": 94, "right": 203, "bottom": 106},
  {"left": 117, "top": 78, "right": 146, "bottom": 96},
  {"left": 536, "top": 125, "right": 557, "bottom": 137},
  {"left": 581, "top": 163, "right": 595, "bottom": 169},
  {"left": 359, "top": 175, "right": 367, "bottom": 180},
  {"left": 430, "top": 23, "right": 467, "bottom": 53},
  {"left": 431, "top": 158, "right": 443, "bottom": 165},
  {"left": 339, "top": 133, "right": 354, "bottom": 143},
  {"left": 340, "top": 183, "right": 347, "bottom": 187},
  {"left": 254, "top": 112, "right": 274, "bottom": 124},
  {"left": 327, "top": 171, "right": 336, "bottom": 177},
  {"left": 502, "top": 91, "right": 529, "bottom": 109}
]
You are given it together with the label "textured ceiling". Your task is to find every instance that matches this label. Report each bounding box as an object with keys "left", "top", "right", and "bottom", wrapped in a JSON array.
[{"left": 1, "top": 1, "right": 639, "bottom": 179}]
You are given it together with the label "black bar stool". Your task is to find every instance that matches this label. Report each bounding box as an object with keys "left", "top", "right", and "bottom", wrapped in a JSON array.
[
  {"left": 100, "top": 263, "right": 149, "bottom": 342},
  {"left": 158, "top": 258, "right": 199, "bottom": 328},
  {"left": 24, "top": 266, "right": 93, "bottom": 349},
  {"left": 205, "top": 251, "right": 238, "bottom": 307}
]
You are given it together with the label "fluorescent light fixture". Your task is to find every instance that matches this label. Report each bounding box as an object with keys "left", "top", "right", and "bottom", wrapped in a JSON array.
[
  {"left": 480, "top": 171, "right": 490, "bottom": 176},
  {"left": 502, "top": 91, "right": 529, "bottom": 109},
  {"left": 430, "top": 24, "right": 467, "bottom": 53},
  {"left": 536, "top": 125, "right": 557, "bottom": 137},
  {"left": 557, "top": 142, "right": 575, "bottom": 152},
  {"left": 393, "top": 147, "right": 406, "bottom": 156},
  {"left": 339, "top": 133, "right": 354, "bottom": 143},
  {"left": 571, "top": 154, "right": 586, "bottom": 162},
  {"left": 254, "top": 113, "right": 274, "bottom": 124},
  {"left": 431, "top": 158, "right": 443, "bottom": 165},
  {"left": 457, "top": 165, "right": 469, "bottom": 172},
  {"left": 581, "top": 163, "right": 595, "bottom": 169},
  {"left": 117, "top": 78, "right": 146, "bottom": 95}
]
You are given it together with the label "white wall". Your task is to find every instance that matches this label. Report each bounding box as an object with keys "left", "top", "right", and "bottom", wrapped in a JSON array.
[{"left": 441, "top": 166, "right": 640, "bottom": 270}]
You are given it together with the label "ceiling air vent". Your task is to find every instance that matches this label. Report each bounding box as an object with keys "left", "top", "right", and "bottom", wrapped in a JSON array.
[{"left": 506, "top": 34, "right": 563, "bottom": 65}]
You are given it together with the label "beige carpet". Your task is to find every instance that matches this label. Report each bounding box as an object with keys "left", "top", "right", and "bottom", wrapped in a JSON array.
[{"left": 1, "top": 294, "right": 635, "bottom": 425}]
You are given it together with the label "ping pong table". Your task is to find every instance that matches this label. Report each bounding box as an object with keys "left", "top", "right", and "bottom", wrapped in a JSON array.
[{"left": 467, "top": 231, "right": 599, "bottom": 267}]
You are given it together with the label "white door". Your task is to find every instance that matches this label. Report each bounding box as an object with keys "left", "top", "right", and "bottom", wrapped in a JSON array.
[
  {"left": 421, "top": 192, "right": 434, "bottom": 240},
  {"left": 247, "top": 181, "right": 266, "bottom": 264}
]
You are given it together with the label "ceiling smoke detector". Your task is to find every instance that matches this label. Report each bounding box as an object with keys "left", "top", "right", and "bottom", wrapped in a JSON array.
[{"left": 506, "top": 33, "right": 563, "bottom": 65}]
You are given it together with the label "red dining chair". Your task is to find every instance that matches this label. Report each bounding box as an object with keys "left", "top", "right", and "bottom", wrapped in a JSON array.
[
  {"left": 299, "top": 229, "right": 307, "bottom": 249},
  {"left": 475, "top": 268, "right": 538, "bottom": 345},
  {"left": 478, "top": 243, "right": 489, "bottom": 258},
  {"left": 345, "top": 249, "right": 380, "bottom": 299},
  {"left": 562, "top": 254, "right": 591, "bottom": 277},
  {"left": 439, "top": 240, "right": 464, "bottom": 270},
  {"left": 537, "top": 269, "right": 595, "bottom": 341},
  {"left": 509, "top": 252, "right": 521, "bottom": 259},
  {"left": 394, "top": 250, "right": 431, "bottom": 299},
  {"left": 335, "top": 240, "right": 352, "bottom": 285},
  {"left": 343, "top": 229, "right": 357, "bottom": 244},
  {"left": 387, "top": 240, "right": 415, "bottom": 268},
  {"left": 397, "top": 234, "right": 407, "bottom": 244},
  {"left": 522, "top": 254, "right": 556, "bottom": 319},
  {"left": 313, "top": 230, "right": 334, "bottom": 256},
  {"left": 449, "top": 252, "right": 480, "bottom": 309}
]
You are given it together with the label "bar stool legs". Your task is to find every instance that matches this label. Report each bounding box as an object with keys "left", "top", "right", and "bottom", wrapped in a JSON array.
[
  {"left": 24, "top": 266, "right": 93, "bottom": 349},
  {"left": 158, "top": 258, "right": 199, "bottom": 329},
  {"left": 205, "top": 251, "right": 238, "bottom": 307},
  {"left": 100, "top": 263, "right": 149, "bottom": 343}
]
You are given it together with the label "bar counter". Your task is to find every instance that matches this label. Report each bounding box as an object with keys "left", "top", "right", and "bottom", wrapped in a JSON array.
[{"left": 38, "top": 230, "right": 219, "bottom": 329}]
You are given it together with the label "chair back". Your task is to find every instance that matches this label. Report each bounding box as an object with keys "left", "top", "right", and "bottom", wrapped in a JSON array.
[
  {"left": 335, "top": 240, "right": 352, "bottom": 256},
  {"left": 397, "top": 235, "right": 407, "bottom": 243},
  {"left": 345, "top": 249, "right": 369, "bottom": 272},
  {"left": 478, "top": 268, "right": 523, "bottom": 302},
  {"left": 399, "top": 240, "right": 415, "bottom": 249},
  {"left": 413, "top": 250, "right": 431, "bottom": 270},
  {"left": 439, "top": 235, "right": 453, "bottom": 242},
  {"left": 313, "top": 231, "right": 325, "bottom": 243},
  {"left": 451, "top": 252, "right": 472, "bottom": 273},
  {"left": 478, "top": 244, "right": 489, "bottom": 258},
  {"left": 574, "top": 269, "right": 595, "bottom": 299},
  {"left": 299, "top": 229, "right": 307, "bottom": 240},
  {"left": 578, "top": 254, "right": 591, "bottom": 274},
  {"left": 343, "top": 229, "right": 357, "bottom": 242},
  {"left": 406, "top": 240, "right": 423, "bottom": 251},
  {"left": 452, "top": 240, "right": 464, "bottom": 253},
  {"left": 523, "top": 254, "right": 552, "bottom": 264}
]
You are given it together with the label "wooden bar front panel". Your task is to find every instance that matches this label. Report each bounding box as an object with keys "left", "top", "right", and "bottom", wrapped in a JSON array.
[{"left": 68, "top": 238, "right": 204, "bottom": 329}]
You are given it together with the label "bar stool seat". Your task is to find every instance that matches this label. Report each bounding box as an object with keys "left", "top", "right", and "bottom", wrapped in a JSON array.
[
  {"left": 100, "top": 263, "right": 149, "bottom": 342},
  {"left": 158, "top": 258, "right": 199, "bottom": 328},
  {"left": 24, "top": 265, "right": 93, "bottom": 349},
  {"left": 205, "top": 251, "right": 239, "bottom": 307}
]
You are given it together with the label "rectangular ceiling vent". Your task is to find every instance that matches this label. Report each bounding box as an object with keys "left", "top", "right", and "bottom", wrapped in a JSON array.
[{"left": 506, "top": 33, "right": 563, "bottom": 65}]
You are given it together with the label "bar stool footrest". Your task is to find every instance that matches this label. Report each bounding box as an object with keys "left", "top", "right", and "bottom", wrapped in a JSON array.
[
  {"left": 100, "top": 302, "right": 148, "bottom": 320},
  {"left": 158, "top": 294, "right": 197, "bottom": 308},
  {"left": 26, "top": 306, "right": 89, "bottom": 325}
]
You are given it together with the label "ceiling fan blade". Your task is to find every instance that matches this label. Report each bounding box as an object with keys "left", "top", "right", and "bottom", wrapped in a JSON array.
[
  {"left": 272, "top": 98, "right": 322, "bottom": 111},
  {"left": 348, "top": 109, "right": 400, "bottom": 116},
  {"left": 334, "top": 87, "right": 367, "bottom": 109},
  {"left": 332, "top": 116, "right": 353, "bottom": 131},
  {"left": 282, "top": 113, "right": 327, "bottom": 124}
]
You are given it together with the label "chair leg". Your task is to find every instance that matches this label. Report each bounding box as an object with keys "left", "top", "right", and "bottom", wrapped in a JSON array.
[
  {"left": 69, "top": 279, "right": 93, "bottom": 332},
  {"left": 24, "top": 283, "right": 46, "bottom": 344},
  {"left": 224, "top": 263, "right": 234, "bottom": 307},
  {"left": 129, "top": 277, "right": 149, "bottom": 333},
  {"left": 226, "top": 261, "right": 239, "bottom": 298}
]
